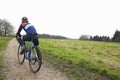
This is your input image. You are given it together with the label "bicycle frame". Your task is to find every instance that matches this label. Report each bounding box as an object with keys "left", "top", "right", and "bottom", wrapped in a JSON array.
[
  {"left": 29, "top": 40, "right": 33, "bottom": 56},
  {"left": 28, "top": 40, "right": 36, "bottom": 60}
]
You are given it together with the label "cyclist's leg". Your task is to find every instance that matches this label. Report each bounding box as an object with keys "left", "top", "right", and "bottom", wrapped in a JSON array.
[
  {"left": 16, "top": 36, "right": 24, "bottom": 46},
  {"left": 21, "top": 35, "right": 26, "bottom": 46},
  {"left": 33, "top": 36, "right": 42, "bottom": 62},
  {"left": 20, "top": 35, "right": 29, "bottom": 54},
  {"left": 33, "top": 35, "right": 39, "bottom": 47}
]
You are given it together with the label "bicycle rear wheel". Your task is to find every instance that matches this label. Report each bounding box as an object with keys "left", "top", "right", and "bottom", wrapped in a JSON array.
[
  {"left": 29, "top": 46, "right": 42, "bottom": 73},
  {"left": 17, "top": 45, "right": 25, "bottom": 64}
]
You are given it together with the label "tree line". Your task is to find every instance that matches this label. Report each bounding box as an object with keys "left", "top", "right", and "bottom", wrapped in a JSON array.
[
  {"left": 38, "top": 34, "right": 68, "bottom": 39},
  {"left": 79, "top": 35, "right": 110, "bottom": 42},
  {"left": 79, "top": 30, "right": 120, "bottom": 42},
  {"left": 89, "top": 35, "right": 110, "bottom": 41}
]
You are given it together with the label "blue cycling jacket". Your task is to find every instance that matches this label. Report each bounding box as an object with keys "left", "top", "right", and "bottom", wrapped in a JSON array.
[{"left": 17, "top": 22, "right": 37, "bottom": 35}]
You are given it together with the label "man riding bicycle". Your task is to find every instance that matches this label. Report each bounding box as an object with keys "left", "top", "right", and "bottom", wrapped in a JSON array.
[{"left": 16, "top": 17, "right": 39, "bottom": 54}]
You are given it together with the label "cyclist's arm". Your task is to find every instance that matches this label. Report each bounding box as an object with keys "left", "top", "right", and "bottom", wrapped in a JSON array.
[{"left": 16, "top": 24, "right": 22, "bottom": 36}]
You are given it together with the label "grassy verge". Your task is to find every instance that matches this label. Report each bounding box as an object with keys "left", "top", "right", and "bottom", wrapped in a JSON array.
[
  {"left": 0, "top": 36, "right": 13, "bottom": 80},
  {"left": 40, "top": 38, "right": 120, "bottom": 80},
  {"left": 0, "top": 55, "right": 4, "bottom": 80},
  {"left": 0, "top": 36, "right": 13, "bottom": 51}
]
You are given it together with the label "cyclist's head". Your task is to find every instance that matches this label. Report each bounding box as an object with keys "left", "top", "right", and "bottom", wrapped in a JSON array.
[{"left": 22, "top": 16, "right": 28, "bottom": 22}]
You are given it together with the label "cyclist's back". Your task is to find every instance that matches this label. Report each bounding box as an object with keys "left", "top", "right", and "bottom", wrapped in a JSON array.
[{"left": 16, "top": 17, "right": 39, "bottom": 46}]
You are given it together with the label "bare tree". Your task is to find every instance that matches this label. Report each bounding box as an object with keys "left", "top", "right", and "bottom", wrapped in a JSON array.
[
  {"left": 79, "top": 35, "right": 90, "bottom": 40},
  {"left": 0, "top": 19, "right": 14, "bottom": 36}
]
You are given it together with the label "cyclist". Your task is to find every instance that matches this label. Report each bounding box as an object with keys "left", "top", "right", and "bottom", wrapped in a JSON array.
[{"left": 16, "top": 17, "right": 39, "bottom": 54}]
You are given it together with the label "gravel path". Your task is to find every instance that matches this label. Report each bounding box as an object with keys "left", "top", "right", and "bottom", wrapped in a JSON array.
[{"left": 2, "top": 38, "right": 68, "bottom": 80}]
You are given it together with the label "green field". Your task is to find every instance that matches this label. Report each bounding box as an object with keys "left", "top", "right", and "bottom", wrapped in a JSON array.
[
  {"left": 40, "top": 38, "right": 120, "bottom": 80},
  {"left": 0, "top": 36, "right": 12, "bottom": 80}
]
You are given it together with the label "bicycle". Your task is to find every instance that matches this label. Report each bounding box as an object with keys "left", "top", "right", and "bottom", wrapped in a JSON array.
[{"left": 16, "top": 36, "right": 42, "bottom": 73}]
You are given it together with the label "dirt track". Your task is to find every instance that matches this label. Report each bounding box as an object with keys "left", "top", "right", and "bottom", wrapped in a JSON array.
[{"left": 2, "top": 38, "right": 68, "bottom": 80}]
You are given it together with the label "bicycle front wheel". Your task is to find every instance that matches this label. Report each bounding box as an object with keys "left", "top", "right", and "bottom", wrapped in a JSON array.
[
  {"left": 29, "top": 46, "right": 42, "bottom": 73},
  {"left": 17, "top": 45, "right": 25, "bottom": 64}
]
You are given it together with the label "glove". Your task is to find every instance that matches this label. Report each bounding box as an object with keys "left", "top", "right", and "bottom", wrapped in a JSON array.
[
  {"left": 16, "top": 33, "right": 21, "bottom": 37},
  {"left": 16, "top": 33, "right": 21, "bottom": 39}
]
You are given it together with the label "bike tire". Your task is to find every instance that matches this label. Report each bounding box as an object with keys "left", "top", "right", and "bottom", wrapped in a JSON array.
[
  {"left": 29, "top": 46, "right": 42, "bottom": 73},
  {"left": 17, "top": 45, "right": 25, "bottom": 64}
]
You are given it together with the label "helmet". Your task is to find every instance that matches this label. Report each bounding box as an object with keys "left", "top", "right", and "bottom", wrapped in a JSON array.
[{"left": 22, "top": 17, "right": 28, "bottom": 21}]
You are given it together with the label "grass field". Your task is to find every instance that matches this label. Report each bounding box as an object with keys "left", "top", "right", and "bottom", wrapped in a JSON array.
[
  {"left": 0, "top": 36, "right": 12, "bottom": 80},
  {"left": 40, "top": 38, "right": 120, "bottom": 80}
]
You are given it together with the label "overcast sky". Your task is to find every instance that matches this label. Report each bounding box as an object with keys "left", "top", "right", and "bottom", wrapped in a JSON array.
[{"left": 0, "top": 0, "right": 120, "bottom": 39}]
